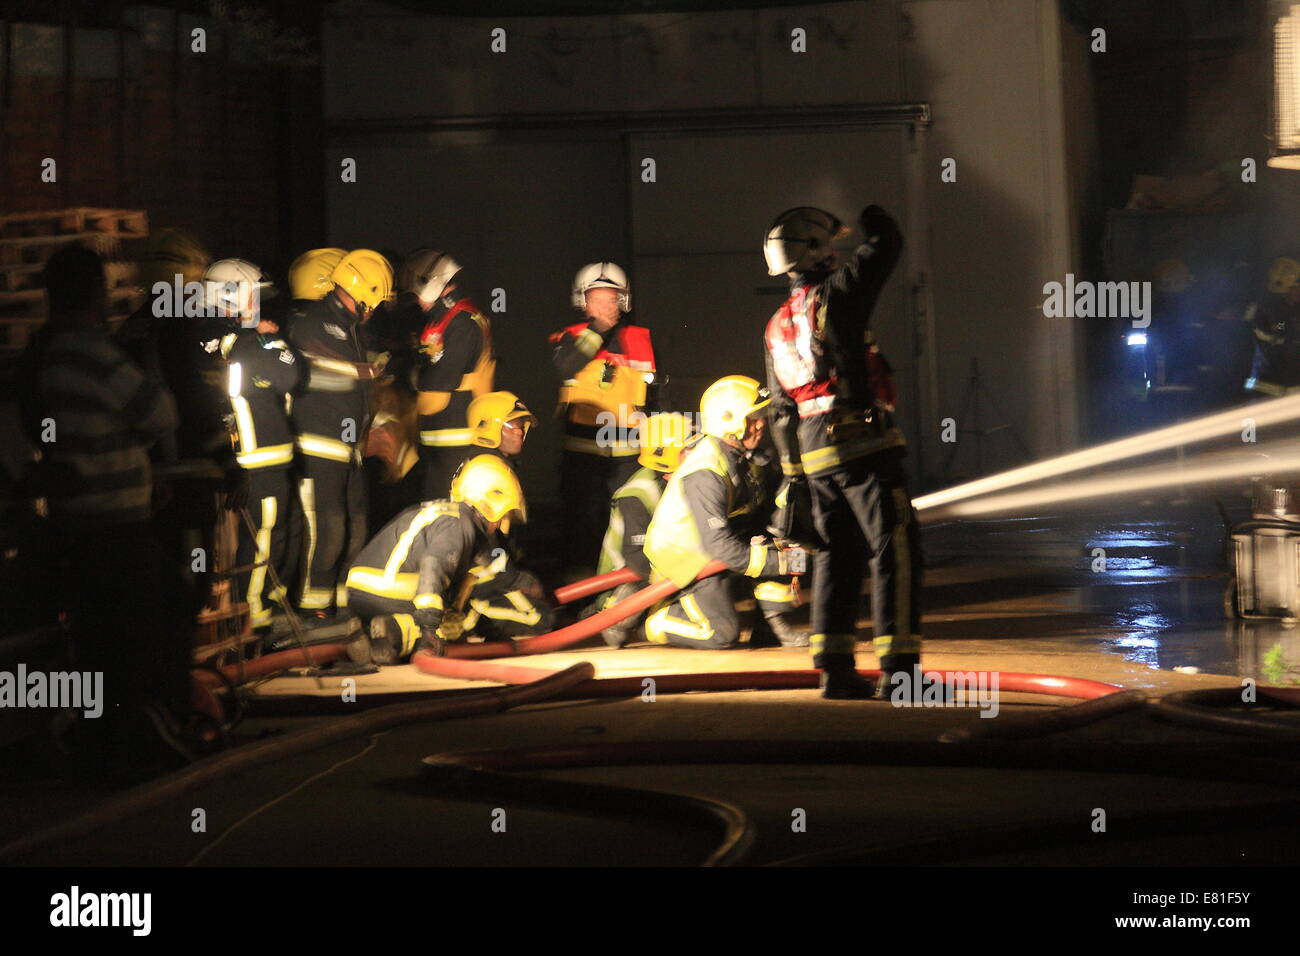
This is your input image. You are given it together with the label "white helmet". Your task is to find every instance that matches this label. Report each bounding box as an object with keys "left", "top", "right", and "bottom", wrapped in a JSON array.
[
  {"left": 763, "top": 207, "right": 846, "bottom": 277},
  {"left": 204, "top": 258, "right": 272, "bottom": 323},
  {"left": 572, "top": 261, "right": 630, "bottom": 312},
  {"left": 401, "top": 248, "right": 462, "bottom": 304}
]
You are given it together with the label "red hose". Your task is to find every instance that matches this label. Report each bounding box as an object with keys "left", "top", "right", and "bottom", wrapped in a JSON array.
[
  {"left": 553, "top": 567, "right": 641, "bottom": 605},
  {"left": 195, "top": 644, "right": 349, "bottom": 687},
  {"left": 439, "top": 559, "right": 728, "bottom": 659},
  {"left": 411, "top": 655, "right": 1122, "bottom": 702}
]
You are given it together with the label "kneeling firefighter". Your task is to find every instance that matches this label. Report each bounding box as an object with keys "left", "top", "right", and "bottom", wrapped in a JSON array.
[
  {"left": 344, "top": 455, "right": 549, "bottom": 664},
  {"left": 463, "top": 390, "right": 552, "bottom": 644},
  {"left": 593, "top": 411, "right": 693, "bottom": 648},
  {"left": 641, "top": 376, "right": 807, "bottom": 650},
  {"left": 761, "top": 204, "right": 920, "bottom": 699}
]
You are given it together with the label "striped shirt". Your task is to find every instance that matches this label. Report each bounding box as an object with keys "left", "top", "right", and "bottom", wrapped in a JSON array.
[{"left": 30, "top": 325, "right": 176, "bottom": 527}]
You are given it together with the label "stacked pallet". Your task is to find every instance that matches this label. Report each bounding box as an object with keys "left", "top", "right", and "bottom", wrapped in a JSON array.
[{"left": 0, "top": 207, "right": 149, "bottom": 351}]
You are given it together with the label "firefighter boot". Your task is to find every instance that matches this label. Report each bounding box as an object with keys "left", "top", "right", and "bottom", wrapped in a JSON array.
[
  {"left": 875, "top": 653, "right": 923, "bottom": 702},
  {"left": 368, "top": 616, "right": 401, "bottom": 666},
  {"left": 600, "top": 583, "right": 638, "bottom": 648},
  {"left": 762, "top": 608, "right": 810, "bottom": 649},
  {"left": 818, "top": 653, "right": 877, "bottom": 700}
]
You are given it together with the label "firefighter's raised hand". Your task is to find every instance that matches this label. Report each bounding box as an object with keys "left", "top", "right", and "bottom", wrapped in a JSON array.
[{"left": 858, "top": 205, "right": 898, "bottom": 242}]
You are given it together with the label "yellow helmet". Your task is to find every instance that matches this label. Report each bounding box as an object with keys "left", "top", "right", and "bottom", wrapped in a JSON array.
[
  {"left": 699, "top": 375, "right": 770, "bottom": 440},
  {"left": 289, "top": 247, "right": 347, "bottom": 301},
  {"left": 139, "top": 228, "right": 209, "bottom": 289},
  {"left": 450, "top": 454, "right": 527, "bottom": 524},
  {"left": 1269, "top": 257, "right": 1300, "bottom": 295},
  {"left": 331, "top": 249, "right": 393, "bottom": 311},
  {"left": 638, "top": 412, "right": 694, "bottom": 473},
  {"left": 468, "top": 391, "right": 536, "bottom": 449}
]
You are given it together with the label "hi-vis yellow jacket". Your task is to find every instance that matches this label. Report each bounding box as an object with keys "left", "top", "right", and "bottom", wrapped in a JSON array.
[{"left": 643, "top": 435, "right": 780, "bottom": 588}]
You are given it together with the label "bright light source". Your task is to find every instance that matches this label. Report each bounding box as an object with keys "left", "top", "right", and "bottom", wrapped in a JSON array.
[
  {"left": 1272, "top": 3, "right": 1300, "bottom": 168},
  {"left": 1126, "top": 332, "right": 1148, "bottom": 347}
]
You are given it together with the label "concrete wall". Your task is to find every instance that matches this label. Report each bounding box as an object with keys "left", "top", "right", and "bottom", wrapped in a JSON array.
[{"left": 324, "top": 0, "right": 1088, "bottom": 496}]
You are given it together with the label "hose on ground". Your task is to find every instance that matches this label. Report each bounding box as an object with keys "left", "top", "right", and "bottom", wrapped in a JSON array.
[
  {"left": 421, "top": 754, "right": 753, "bottom": 866},
  {"left": 418, "top": 735, "right": 1300, "bottom": 866},
  {"left": 194, "top": 644, "right": 349, "bottom": 688},
  {"left": 0, "top": 662, "right": 596, "bottom": 864},
  {"left": 1147, "top": 687, "right": 1300, "bottom": 742},
  {"left": 434, "top": 560, "right": 727, "bottom": 659},
  {"left": 552, "top": 567, "right": 640, "bottom": 605}
]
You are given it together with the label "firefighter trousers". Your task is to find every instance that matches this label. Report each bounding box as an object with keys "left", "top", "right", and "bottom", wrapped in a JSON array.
[
  {"left": 645, "top": 574, "right": 796, "bottom": 649},
  {"left": 237, "top": 467, "right": 299, "bottom": 629},
  {"left": 348, "top": 580, "right": 552, "bottom": 658},
  {"left": 298, "top": 455, "right": 367, "bottom": 613},
  {"left": 558, "top": 449, "right": 640, "bottom": 571},
  {"left": 807, "top": 452, "right": 922, "bottom": 666}
]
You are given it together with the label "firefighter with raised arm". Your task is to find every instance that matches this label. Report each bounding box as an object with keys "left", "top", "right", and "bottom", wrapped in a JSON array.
[
  {"left": 550, "top": 263, "right": 658, "bottom": 574},
  {"left": 640, "top": 376, "right": 807, "bottom": 650},
  {"left": 761, "top": 204, "right": 921, "bottom": 699}
]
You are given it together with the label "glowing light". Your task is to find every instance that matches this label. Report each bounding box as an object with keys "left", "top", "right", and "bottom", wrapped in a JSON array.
[
  {"left": 914, "top": 391, "right": 1300, "bottom": 513},
  {"left": 920, "top": 442, "right": 1300, "bottom": 521},
  {"left": 1126, "top": 332, "right": 1147, "bottom": 346}
]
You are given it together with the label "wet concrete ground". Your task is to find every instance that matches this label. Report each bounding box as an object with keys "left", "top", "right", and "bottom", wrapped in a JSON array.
[{"left": 5, "top": 493, "right": 1299, "bottom": 866}]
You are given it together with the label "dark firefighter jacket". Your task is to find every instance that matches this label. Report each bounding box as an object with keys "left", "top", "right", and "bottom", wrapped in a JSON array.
[
  {"left": 764, "top": 205, "right": 906, "bottom": 479},
  {"left": 345, "top": 500, "right": 485, "bottom": 630},
  {"left": 289, "top": 292, "right": 372, "bottom": 464},
  {"left": 220, "top": 329, "right": 303, "bottom": 470}
]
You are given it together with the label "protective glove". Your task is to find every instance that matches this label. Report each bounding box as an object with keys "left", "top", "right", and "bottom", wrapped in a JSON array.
[
  {"left": 776, "top": 545, "right": 810, "bottom": 577},
  {"left": 769, "top": 476, "right": 819, "bottom": 548},
  {"left": 858, "top": 204, "right": 898, "bottom": 243},
  {"left": 436, "top": 609, "right": 466, "bottom": 643}
]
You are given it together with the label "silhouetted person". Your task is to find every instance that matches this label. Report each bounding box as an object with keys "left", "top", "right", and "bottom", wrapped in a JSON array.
[{"left": 17, "top": 245, "right": 193, "bottom": 773}]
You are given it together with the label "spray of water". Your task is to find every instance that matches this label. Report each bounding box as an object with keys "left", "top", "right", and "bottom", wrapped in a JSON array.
[{"left": 913, "top": 392, "right": 1300, "bottom": 514}]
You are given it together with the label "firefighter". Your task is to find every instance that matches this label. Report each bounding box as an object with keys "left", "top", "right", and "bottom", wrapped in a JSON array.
[
  {"left": 761, "top": 204, "right": 920, "bottom": 699},
  {"left": 289, "top": 248, "right": 392, "bottom": 630},
  {"left": 1244, "top": 257, "right": 1300, "bottom": 397},
  {"left": 467, "top": 390, "right": 536, "bottom": 459},
  {"left": 206, "top": 258, "right": 303, "bottom": 634},
  {"left": 551, "top": 262, "right": 659, "bottom": 574},
  {"left": 117, "top": 228, "right": 247, "bottom": 613},
  {"left": 345, "top": 454, "right": 549, "bottom": 664},
  {"left": 594, "top": 411, "right": 693, "bottom": 648},
  {"left": 641, "top": 376, "right": 805, "bottom": 650},
  {"left": 287, "top": 248, "right": 347, "bottom": 313},
  {"left": 462, "top": 389, "right": 550, "bottom": 644},
  {"left": 401, "top": 249, "right": 496, "bottom": 499}
]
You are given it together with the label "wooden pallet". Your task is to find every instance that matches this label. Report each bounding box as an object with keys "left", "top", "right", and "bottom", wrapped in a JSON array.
[
  {"left": 0, "top": 231, "right": 124, "bottom": 266},
  {"left": 0, "top": 207, "right": 148, "bottom": 351},
  {"left": 0, "top": 207, "right": 149, "bottom": 240}
]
